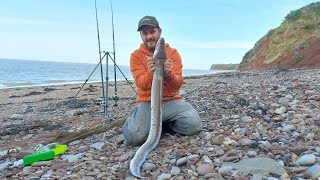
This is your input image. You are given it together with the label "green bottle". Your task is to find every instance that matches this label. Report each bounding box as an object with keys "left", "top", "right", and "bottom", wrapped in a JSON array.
[{"left": 23, "top": 150, "right": 55, "bottom": 165}]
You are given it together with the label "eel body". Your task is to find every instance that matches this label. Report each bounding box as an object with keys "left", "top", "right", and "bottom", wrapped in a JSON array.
[{"left": 130, "top": 37, "right": 167, "bottom": 178}]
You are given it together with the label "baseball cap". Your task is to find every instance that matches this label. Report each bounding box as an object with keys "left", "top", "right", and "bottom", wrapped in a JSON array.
[{"left": 137, "top": 16, "right": 160, "bottom": 31}]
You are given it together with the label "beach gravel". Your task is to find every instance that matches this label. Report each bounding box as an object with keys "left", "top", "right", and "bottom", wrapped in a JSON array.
[{"left": 1, "top": 68, "right": 320, "bottom": 179}]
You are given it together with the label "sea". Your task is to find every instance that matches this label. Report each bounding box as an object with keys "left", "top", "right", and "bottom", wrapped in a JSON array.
[{"left": 0, "top": 59, "right": 230, "bottom": 89}]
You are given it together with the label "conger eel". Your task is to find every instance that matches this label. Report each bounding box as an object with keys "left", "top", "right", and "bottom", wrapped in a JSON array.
[{"left": 129, "top": 37, "right": 167, "bottom": 178}]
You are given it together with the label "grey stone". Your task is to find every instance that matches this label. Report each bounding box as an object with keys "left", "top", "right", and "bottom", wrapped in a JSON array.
[
  {"left": 157, "top": 173, "right": 171, "bottom": 180},
  {"left": 296, "top": 154, "right": 316, "bottom": 166},
  {"left": 170, "top": 166, "right": 181, "bottom": 175},
  {"left": 90, "top": 142, "right": 105, "bottom": 150},
  {"left": 222, "top": 157, "right": 286, "bottom": 176},
  {"left": 61, "top": 153, "right": 83, "bottom": 163},
  {"left": 275, "top": 106, "right": 286, "bottom": 115},
  {"left": 282, "top": 125, "right": 295, "bottom": 132},
  {"left": 0, "top": 162, "right": 11, "bottom": 171},
  {"left": 306, "top": 165, "right": 320, "bottom": 179},
  {"left": 143, "top": 162, "right": 156, "bottom": 171},
  {"left": 241, "top": 116, "right": 253, "bottom": 123},
  {"left": 10, "top": 114, "right": 23, "bottom": 120},
  {"left": 238, "top": 138, "right": 256, "bottom": 146},
  {"left": 176, "top": 157, "right": 187, "bottom": 166}
]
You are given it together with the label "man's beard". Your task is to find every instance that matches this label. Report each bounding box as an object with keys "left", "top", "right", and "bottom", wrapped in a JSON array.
[{"left": 145, "top": 38, "right": 156, "bottom": 52}]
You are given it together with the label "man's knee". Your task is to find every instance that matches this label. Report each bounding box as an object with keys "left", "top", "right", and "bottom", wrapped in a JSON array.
[
  {"left": 171, "top": 110, "right": 202, "bottom": 135},
  {"left": 183, "top": 114, "right": 202, "bottom": 135},
  {"left": 122, "top": 103, "right": 151, "bottom": 146},
  {"left": 124, "top": 131, "right": 147, "bottom": 146},
  {"left": 122, "top": 111, "right": 150, "bottom": 146},
  {"left": 123, "top": 121, "right": 148, "bottom": 146}
]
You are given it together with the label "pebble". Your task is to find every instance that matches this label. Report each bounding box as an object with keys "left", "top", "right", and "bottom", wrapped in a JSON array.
[
  {"left": 306, "top": 165, "right": 320, "bottom": 179},
  {"left": 143, "top": 163, "right": 156, "bottom": 171},
  {"left": 196, "top": 164, "right": 214, "bottom": 176},
  {"left": 176, "top": 157, "right": 188, "bottom": 166},
  {"left": 296, "top": 154, "right": 316, "bottom": 166},
  {"left": 170, "top": 166, "right": 181, "bottom": 175},
  {"left": 157, "top": 173, "right": 171, "bottom": 180},
  {"left": 10, "top": 114, "right": 23, "bottom": 120},
  {"left": 31, "top": 161, "right": 51, "bottom": 167},
  {"left": 218, "top": 166, "right": 233, "bottom": 174}
]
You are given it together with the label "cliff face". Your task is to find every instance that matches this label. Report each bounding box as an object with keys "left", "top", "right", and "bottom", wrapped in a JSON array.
[
  {"left": 239, "top": 2, "right": 320, "bottom": 71},
  {"left": 210, "top": 64, "right": 239, "bottom": 70}
]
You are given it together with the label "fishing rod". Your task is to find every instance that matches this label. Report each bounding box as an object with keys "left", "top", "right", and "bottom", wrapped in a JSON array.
[
  {"left": 62, "top": 0, "right": 108, "bottom": 116},
  {"left": 110, "top": 0, "right": 119, "bottom": 107},
  {"left": 95, "top": 0, "right": 107, "bottom": 116},
  {"left": 94, "top": 0, "right": 137, "bottom": 116},
  {"left": 103, "top": 0, "right": 137, "bottom": 97}
]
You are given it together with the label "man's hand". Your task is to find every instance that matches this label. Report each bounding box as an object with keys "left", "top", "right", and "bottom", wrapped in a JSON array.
[
  {"left": 147, "top": 56, "right": 173, "bottom": 77},
  {"left": 146, "top": 56, "right": 155, "bottom": 74},
  {"left": 164, "top": 58, "right": 173, "bottom": 78}
]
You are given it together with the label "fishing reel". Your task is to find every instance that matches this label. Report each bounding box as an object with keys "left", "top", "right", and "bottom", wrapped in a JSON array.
[{"left": 95, "top": 98, "right": 105, "bottom": 106}]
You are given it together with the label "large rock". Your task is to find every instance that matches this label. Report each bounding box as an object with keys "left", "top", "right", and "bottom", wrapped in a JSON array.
[{"left": 222, "top": 157, "right": 287, "bottom": 176}]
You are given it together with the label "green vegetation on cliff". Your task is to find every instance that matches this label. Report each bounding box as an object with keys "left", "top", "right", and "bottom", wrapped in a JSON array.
[{"left": 240, "top": 2, "right": 320, "bottom": 69}]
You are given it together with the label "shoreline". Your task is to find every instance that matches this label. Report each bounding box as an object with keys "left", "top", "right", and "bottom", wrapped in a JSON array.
[
  {"left": 1, "top": 68, "right": 320, "bottom": 179},
  {"left": 0, "top": 67, "right": 232, "bottom": 90}
]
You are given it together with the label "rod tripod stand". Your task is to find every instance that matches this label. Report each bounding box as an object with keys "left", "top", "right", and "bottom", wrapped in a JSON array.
[
  {"left": 98, "top": 50, "right": 118, "bottom": 117},
  {"left": 63, "top": 50, "right": 137, "bottom": 117},
  {"left": 97, "top": 51, "right": 137, "bottom": 117}
]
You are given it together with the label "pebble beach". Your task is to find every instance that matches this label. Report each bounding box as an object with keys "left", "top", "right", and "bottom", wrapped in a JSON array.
[{"left": 1, "top": 68, "right": 320, "bottom": 179}]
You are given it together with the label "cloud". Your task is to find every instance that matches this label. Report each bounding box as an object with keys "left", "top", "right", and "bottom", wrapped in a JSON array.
[{"left": 177, "top": 41, "right": 254, "bottom": 49}]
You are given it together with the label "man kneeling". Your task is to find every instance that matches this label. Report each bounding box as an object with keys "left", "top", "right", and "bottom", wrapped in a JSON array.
[{"left": 123, "top": 15, "right": 202, "bottom": 146}]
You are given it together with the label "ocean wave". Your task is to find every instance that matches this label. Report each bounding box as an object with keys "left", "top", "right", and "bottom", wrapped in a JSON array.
[
  {"left": 45, "top": 80, "right": 67, "bottom": 83},
  {"left": 1, "top": 82, "right": 34, "bottom": 87}
]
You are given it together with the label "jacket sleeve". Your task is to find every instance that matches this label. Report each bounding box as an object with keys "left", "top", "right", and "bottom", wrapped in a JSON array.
[
  {"left": 165, "top": 49, "right": 183, "bottom": 90},
  {"left": 130, "top": 53, "right": 153, "bottom": 91}
]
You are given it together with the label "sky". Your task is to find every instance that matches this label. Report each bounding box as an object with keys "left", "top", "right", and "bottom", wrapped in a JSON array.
[{"left": 0, "top": 0, "right": 318, "bottom": 70}]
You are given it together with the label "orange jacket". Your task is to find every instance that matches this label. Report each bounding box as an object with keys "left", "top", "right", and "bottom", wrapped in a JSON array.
[{"left": 130, "top": 43, "right": 183, "bottom": 102}]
